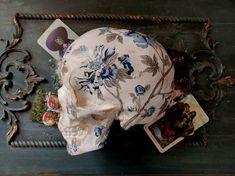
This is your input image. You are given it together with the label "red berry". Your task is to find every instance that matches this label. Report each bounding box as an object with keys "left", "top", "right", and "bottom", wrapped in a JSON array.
[
  {"left": 42, "top": 111, "right": 60, "bottom": 126},
  {"left": 47, "top": 95, "right": 61, "bottom": 109}
]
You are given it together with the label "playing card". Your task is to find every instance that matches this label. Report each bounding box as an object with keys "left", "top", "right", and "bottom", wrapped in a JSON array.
[
  {"left": 144, "top": 94, "right": 209, "bottom": 153},
  {"left": 37, "top": 19, "right": 78, "bottom": 60}
]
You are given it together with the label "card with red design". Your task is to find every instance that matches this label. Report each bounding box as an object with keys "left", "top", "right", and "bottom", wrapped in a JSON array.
[
  {"left": 37, "top": 19, "right": 78, "bottom": 60},
  {"left": 144, "top": 94, "right": 209, "bottom": 153}
]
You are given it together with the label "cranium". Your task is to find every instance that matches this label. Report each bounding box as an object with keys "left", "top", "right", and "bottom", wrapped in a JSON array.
[{"left": 57, "top": 27, "right": 176, "bottom": 155}]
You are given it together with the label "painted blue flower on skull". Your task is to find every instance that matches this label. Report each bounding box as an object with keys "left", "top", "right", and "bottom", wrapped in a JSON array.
[
  {"left": 76, "top": 45, "right": 133, "bottom": 97},
  {"left": 123, "top": 30, "right": 155, "bottom": 48},
  {"left": 100, "top": 64, "right": 118, "bottom": 80},
  {"left": 71, "top": 143, "right": 78, "bottom": 152},
  {"left": 141, "top": 106, "right": 156, "bottom": 118},
  {"left": 94, "top": 126, "right": 104, "bottom": 137},
  {"left": 93, "top": 64, "right": 118, "bottom": 89},
  {"left": 99, "top": 28, "right": 111, "bottom": 35},
  {"left": 146, "top": 106, "right": 156, "bottom": 117},
  {"left": 135, "top": 85, "right": 145, "bottom": 96},
  {"left": 118, "top": 54, "right": 134, "bottom": 75}
]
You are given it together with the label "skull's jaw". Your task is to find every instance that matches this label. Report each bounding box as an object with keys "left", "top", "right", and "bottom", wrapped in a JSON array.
[{"left": 57, "top": 85, "right": 116, "bottom": 155}]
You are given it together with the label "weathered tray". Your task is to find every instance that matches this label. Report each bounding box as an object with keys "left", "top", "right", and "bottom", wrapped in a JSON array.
[{"left": 0, "top": 13, "right": 233, "bottom": 148}]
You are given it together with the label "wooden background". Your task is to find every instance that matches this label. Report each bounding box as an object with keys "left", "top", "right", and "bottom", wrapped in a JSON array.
[{"left": 0, "top": 0, "right": 235, "bottom": 175}]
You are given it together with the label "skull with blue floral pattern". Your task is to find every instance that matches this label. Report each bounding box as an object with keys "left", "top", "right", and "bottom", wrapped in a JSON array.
[{"left": 57, "top": 27, "right": 176, "bottom": 155}]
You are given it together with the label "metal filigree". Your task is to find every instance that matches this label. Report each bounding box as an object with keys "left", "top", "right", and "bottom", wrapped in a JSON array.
[
  {"left": 178, "top": 21, "right": 235, "bottom": 145},
  {"left": 0, "top": 14, "right": 44, "bottom": 144},
  {"left": 188, "top": 46, "right": 234, "bottom": 118}
]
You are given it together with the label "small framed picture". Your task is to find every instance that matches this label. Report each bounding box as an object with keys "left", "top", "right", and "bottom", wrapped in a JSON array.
[
  {"left": 37, "top": 19, "right": 78, "bottom": 60},
  {"left": 144, "top": 94, "right": 209, "bottom": 153}
]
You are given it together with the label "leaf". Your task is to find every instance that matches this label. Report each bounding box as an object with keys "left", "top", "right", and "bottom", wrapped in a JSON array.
[
  {"left": 98, "top": 28, "right": 111, "bottom": 36},
  {"left": 104, "top": 80, "right": 111, "bottom": 87},
  {"left": 104, "top": 80, "right": 112, "bottom": 87},
  {"left": 117, "top": 73, "right": 125, "bottom": 82},
  {"left": 145, "top": 84, "right": 151, "bottom": 91},
  {"left": 117, "top": 35, "right": 123, "bottom": 43},
  {"left": 158, "top": 46, "right": 165, "bottom": 58},
  {"left": 129, "top": 93, "right": 135, "bottom": 97},
  {"left": 98, "top": 31, "right": 106, "bottom": 36},
  {"left": 98, "top": 32, "right": 105, "bottom": 36},
  {"left": 143, "top": 67, "right": 155, "bottom": 73},
  {"left": 164, "top": 55, "right": 171, "bottom": 66},
  {"left": 153, "top": 54, "right": 158, "bottom": 65},
  {"left": 132, "top": 96, "right": 137, "bottom": 103},
  {"left": 141, "top": 55, "right": 154, "bottom": 66},
  {"left": 152, "top": 69, "right": 158, "bottom": 76},
  {"left": 118, "top": 68, "right": 125, "bottom": 75},
  {"left": 118, "top": 68, "right": 132, "bottom": 80},
  {"left": 158, "top": 99, "right": 168, "bottom": 116},
  {"left": 106, "top": 53, "right": 118, "bottom": 66},
  {"left": 106, "top": 33, "right": 117, "bottom": 43},
  {"left": 97, "top": 89, "right": 104, "bottom": 100},
  {"left": 112, "top": 79, "right": 121, "bottom": 89},
  {"left": 77, "top": 45, "right": 88, "bottom": 53},
  {"left": 104, "top": 79, "right": 121, "bottom": 89}
]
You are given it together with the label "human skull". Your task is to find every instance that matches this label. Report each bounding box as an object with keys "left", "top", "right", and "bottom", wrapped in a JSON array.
[{"left": 57, "top": 27, "right": 175, "bottom": 155}]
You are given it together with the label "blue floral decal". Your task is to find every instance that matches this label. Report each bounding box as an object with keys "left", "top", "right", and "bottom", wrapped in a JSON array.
[
  {"left": 123, "top": 30, "right": 154, "bottom": 48},
  {"left": 71, "top": 143, "right": 78, "bottom": 152},
  {"left": 141, "top": 54, "right": 159, "bottom": 76},
  {"left": 76, "top": 45, "right": 132, "bottom": 97},
  {"left": 141, "top": 106, "right": 156, "bottom": 118},
  {"left": 99, "top": 28, "right": 111, "bottom": 35},
  {"left": 94, "top": 126, "right": 104, "bottom": 137},
  {"left": 128, "top": 84, "right": 151, "bottom": 112},
  {"left": 146, "top": 106, "right": 156, "bottom": 117},
  {"left": 94, "top": 123, "right": 112, "bottom": 146},
  {"left": 118, "top": 54, "right": 134, "bottom": 75},
  {"left": 100, "top": 64, "right": 118, "bottom": 80},
  {"left": 92, "top": 64, "right": 118, "bottom": 89},
  {"left": 135, "top": 85, "right": 145, "bottom": 96}
]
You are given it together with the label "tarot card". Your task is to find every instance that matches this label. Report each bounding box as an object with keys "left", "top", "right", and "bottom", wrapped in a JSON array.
[
  {"left": 144, "top": 94, "right": 209, "bottom": 153},
  {"left": 37, "top": 19, "right": 78, "bottom": 60}
]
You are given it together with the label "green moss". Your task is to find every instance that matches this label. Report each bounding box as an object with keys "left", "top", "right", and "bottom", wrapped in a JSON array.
[{"left": 31, "top": 89, "right": 47, "bottom": 122}]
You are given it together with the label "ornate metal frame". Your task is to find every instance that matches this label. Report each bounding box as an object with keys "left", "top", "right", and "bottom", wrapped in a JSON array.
[{"left": 0, "top": 13, "right": 234, "bottom": 148}]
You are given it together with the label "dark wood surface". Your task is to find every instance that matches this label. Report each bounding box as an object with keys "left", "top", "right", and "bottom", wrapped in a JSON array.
[{"left": 0, "top": 0, "right": 235, "bottom": 175}]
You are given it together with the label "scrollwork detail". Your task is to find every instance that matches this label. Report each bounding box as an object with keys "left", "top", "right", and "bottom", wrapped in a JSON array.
[
  {"left": 0, "top": 14, "right": 44, "bottom": 144},
  {"left": 188, "top": 47, "right": 234, "bottom": 118}
]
